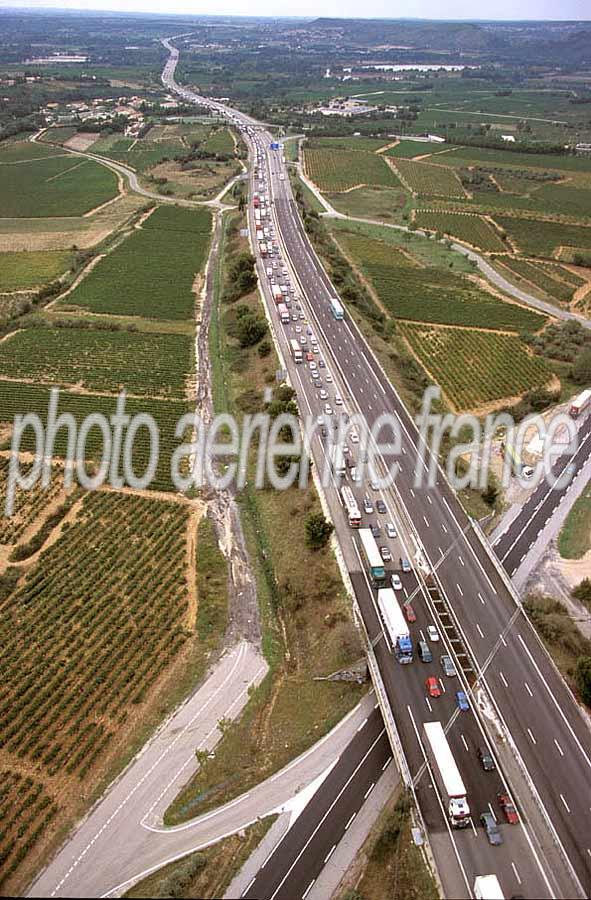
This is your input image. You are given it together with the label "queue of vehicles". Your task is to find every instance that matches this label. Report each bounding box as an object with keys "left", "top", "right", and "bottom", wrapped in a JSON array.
[{"left": 251, "top": 131, "right": 519, "bottom": 886}]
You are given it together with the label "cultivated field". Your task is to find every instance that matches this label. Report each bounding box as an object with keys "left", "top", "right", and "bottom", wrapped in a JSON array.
[
  {"left": 0, "top": 325, "right": 192, "bottom": 399},
  {"left": 0, "top": 457, "right": 65, "bottom": 545},
  {"left": 0, "top": 250, "right": 73, "bottom": 291},
  {"left": 498, "top": 257, "right": 576, "bottom": 303},
  {"left": 338, "top": 231, "right": 544, "bottom": 331},
  {"left": 493, "top": 215, "right": 591, "bottom": 259},
  {"left": 304, "top": 147, "right": 401, "bottom": 192},
  {"left": 61, "top": 206, "right": 212, "bottom": 320},
  {"left": 0, "top": 383, "right": 188, "bottom": 492},
  {"left": 399, "top": 322, "right": 552, "bottom": 410},
  {"left": 415, "top": 209, "right": 508, "bottom": 252},
  {"left": 0, "top": 144, "right": 119, "bottom": 217},
  {"left": 0, "top": 491, "right": 193, "bottom": 889},
  {"left": 392, "top": 157, "right": 466, "bottom": 198}
]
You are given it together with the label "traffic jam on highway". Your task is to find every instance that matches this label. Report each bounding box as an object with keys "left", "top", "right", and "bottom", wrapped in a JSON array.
[
  {"left": 166, "top": 57, "right": 591, "bottom": 899},
  {"left": 245, "top": 130, "right": 544, "bottom": 900}
]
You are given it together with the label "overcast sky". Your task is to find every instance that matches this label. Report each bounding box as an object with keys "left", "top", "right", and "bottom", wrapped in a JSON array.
[{"left": 0, "top": 0, "right": 589, "bottom": 20}]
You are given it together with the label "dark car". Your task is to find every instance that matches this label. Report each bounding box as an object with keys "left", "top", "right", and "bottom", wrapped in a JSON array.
[
  {"left": 478, "top": 746, "right": 496, "bottom": 772},
  {"left": 481, "top": 811, "right": 503, "bottom": 846},
  {"left": 376, "top": 499, "right": 387, "bottom": 514},
  {"left": 370, "top": 523, "right": 381, "bottom": 538},
  {"left": 417, "top": 640, "right": 433, "bottom": 663}
]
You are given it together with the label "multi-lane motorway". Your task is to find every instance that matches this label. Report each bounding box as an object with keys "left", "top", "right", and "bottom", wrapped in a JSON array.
[{"left": 163, "top": 40, "right": 591, "bottom": 900}]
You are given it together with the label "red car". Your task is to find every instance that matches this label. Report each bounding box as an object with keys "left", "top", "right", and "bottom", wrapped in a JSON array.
[
  {"left": 425, "top": 676, "right": 442, "bottom": 699},
  {"left": 403, "top": 602, "right": 417, "bottom": 623},
  {"left": 498, "top": 793, "right": 519, "bottom": 825},
  {"left": 306, "top": 351, "right": 314, "bottom": 361}
]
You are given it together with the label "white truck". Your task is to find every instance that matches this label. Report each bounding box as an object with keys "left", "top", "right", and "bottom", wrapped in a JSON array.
[
  {"left": 277, "top": 303, "right": 290, "bottom": 324},
  {"left": 329, "top": 445, "right": 346, "bottom": 478},
  {"left": 376, "top": 589, "right": 413, "bottom": 663},
  {"left": 272, "top": 284, "right": 284, "bottom": 305},
  {"left": 473, "top": 875, "right": 504, "bottom": 900},
  {"left": 423, "top": 722, "right": 470, "bottom": 828}
]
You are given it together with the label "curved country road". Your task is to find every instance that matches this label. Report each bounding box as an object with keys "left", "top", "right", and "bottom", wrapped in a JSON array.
[{"left": 295, "top": 162, "right": 591, "bottom": 330}]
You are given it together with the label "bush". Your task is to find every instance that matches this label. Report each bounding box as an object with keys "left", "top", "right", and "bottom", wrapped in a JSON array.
[
  {"left": 572, "top": 578, "right": 591, "bottom": 608},
  {"left": 305, "top": 512, "right": 334, "bottom": 549},
  {"left": 575, "top": 657, "right": 591, "bottom": 707}
]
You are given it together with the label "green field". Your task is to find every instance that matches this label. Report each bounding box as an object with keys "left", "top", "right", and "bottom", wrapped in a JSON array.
[
  {"left": 437, "top": 146, "right": 591, "bottom": 174},
  {"left": 91, "top": 136, "right": 187, "bottom": 172},
  {"left": 499, "top": 257, "right": 575, "bottom": 303},
  {"left": 61, "top": 206, "right": 212, "bottom": 320},
  {"left": 336, "top": 229, "right": 545, "bottom": 331},
  {"left": 392, "top": 157, "right": 466, "bottom": 198},
  {"left": 0, "top": 250, "right": 73, "bottom": 291},
  {"left": 0, "top": 325, "right": 192, "bottom": 399},
  {"left": 0, "top": 151, "right": 119, "bottom": 217},
  {"left": 304, "top": 147, "right": 401, "bottom": 192},
  {"left": 386, "top": 140, "right": 456, "bottom": 159},
  {"left": 307, "top": 136, "right": 393, "bottom": 153},
  {"left": 494, "top": 216, "right": 591, "bottom": 258},
  {"left": 203, "top": 128, "right": 235, "bottom": 154},
  {"left": 415, "top": 209, "right": 508, "bottom": 252},
  {"left": 400, "top": 322, "right": 552, "bottom": 410},
  {"left": 0, "top": 141, "right": 61, "bottom": 163},
  {"left": 0, "top": 382, "right": 188, "bottom": 492}
]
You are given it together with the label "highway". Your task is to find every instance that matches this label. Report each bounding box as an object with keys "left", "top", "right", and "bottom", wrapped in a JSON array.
[
  {"left": 162, "top": 40, "right": 591, "bottom": 900},
  {"left": 493, "top": 409, "right": 591, "bottom": 576}
]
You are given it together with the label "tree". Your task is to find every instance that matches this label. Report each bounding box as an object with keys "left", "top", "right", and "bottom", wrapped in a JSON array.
[
  {"left": 236, "top": 312, "right": 267, "bottom": 348},
  {"left": 572, "top": 347, "right": 591, "bottom": 384},
  {"left": 575, "top": 657, "right": 591, "bottom": 707},
  {"left": 572, "top": 578, "right": 591, "bottom": 607},
  {"left": 305, "top": 512, "right": 334, "bottom": 549}
]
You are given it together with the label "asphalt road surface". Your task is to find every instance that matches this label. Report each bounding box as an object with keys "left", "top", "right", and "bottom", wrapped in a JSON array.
[{"left": 161, "top": 41, "right": 591, "bottom": 900}]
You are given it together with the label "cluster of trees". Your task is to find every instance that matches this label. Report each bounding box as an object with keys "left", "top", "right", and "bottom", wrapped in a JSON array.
[
  {"left": 522, "top": 321, "right": 591, "bottom": 365},
  {"left": 224, "top": 251, "right": 257, "bottom": 304},
  {"left": 234, "top": 305, "right": 267, "bottom": 348}
]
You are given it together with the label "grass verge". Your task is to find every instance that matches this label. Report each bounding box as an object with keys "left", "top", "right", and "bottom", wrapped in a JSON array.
[
  {"left": 339, "top": 791, "right": 438, "bottom": 900},
  {"left": 164, "top": 209, "right": 365, "bottom": 826},
  {"left": 558, "top": 481, "right": 591, "bottom": 559},
  {"left": 124, "top": 816, "right": 276, "bottom": 899}
]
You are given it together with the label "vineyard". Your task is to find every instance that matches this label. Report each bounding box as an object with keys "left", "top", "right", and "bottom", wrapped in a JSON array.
[
  {"left": 0, "top": 492, "right": 191, "bottom": 881},
  {"left": 415, "top": 210, "right": 507, "bottom": 252},
  {"left": 0, "top": 772, "right": 59, "bottom": 890},
  {"left": 499, "top": 257, "right": 575, "bottom": 303},
  {"left": 493, "top": 215, "right": 591, "bottom": 259},
  {"left": 392, "top": 158, "right": 466, "bottom": 199},
  {"left": 0, "top": 151, "right": 119, "bottom": 218},
  {"left": 0, "top": 326, "right": 192, "bottom": 399},
  {"left": 61, "top": 206, "right": 212, "bottom": 320},
  {"left": 0, "top": 250, "right": 72, "bottom": 292},
  {"left": 0, "top": 382, "right": 188, "bottom": 492},
  {"left": 336, "top": 232, "right": 417, "bottom": 269},
  {"left": 338, "top": 231, "right": 545, "bottom": 331},
  {"left": 538, "top": 261, "right": 588, "bottom": 288},
  {"left": 0, "top": 457, "right": 65, "bottom": 545},
  {"left": 304, "top": 148, "right": 401, "bottom": 192},
  {"left": 399, "top": 323, "right": 552, "bottom": 410}
]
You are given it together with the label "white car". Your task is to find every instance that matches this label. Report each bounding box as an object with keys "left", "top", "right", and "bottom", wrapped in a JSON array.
[
  {"left": 391, "top": 574, "right": 403, "bottom": 591},
  {"left": 427, "top": 625, "right": 440, "bottom": 643},
  {"left": 295, "top": 325, "right": 302, "bottom": 333},
  {"left": 324, "top": 404, "right": 334, "bottom": 416},
  {"left": 311, "top": 371, "right": 320, "bottom": 380},
  {"left": 386, "top": 522, "right": 397, "bottom": 539},
  {"left": 349, "top": 429, "right": 359, "bottom": 443},
  {"left": 325, "top": 373, "right": 333, "bottom": 383},
  {"left": 313, "top": 345, "right": 320, "bottom": 354},
  {"left": 370, "top": 480, "right": 380, "bottom": 491},
  {"left": 309, "top": 361, "right": 317, "bottom": 371},
  {"left": 300, "top": 336, "right": 307, "bottom": 345},
  {"left": 319, "top": 389, "right": 328, "bottom": 400},
  {"left": 334, "top": 395, "right": 343, "bottom": 406}
]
